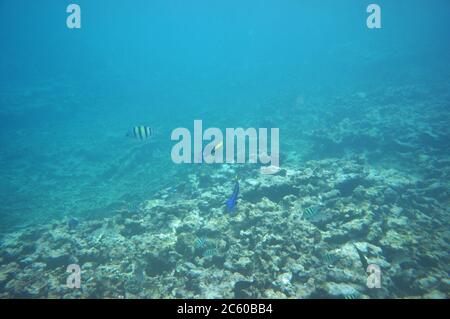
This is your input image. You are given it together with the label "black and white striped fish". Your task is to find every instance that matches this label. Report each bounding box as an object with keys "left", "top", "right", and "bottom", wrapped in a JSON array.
[
  {"left": 203, "top": 248, "right": 218, "bottom": 258},
  {"left": 194, "top": 237, "right": 208, "bottom": 250},
  {"left": 127, "top": 125, "right": 155, "bottom": 141},
  {"left": 323, "top": 252, "right": 342, "bottom": 268},
  {"left": 302, "top": 206, "right": 319, "bottom": 219}
]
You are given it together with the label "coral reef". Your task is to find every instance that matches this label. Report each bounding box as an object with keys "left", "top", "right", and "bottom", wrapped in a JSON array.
[
  {"left": 0, "top": 82, "right": 448, "bottom": 299},
  {"left": 0, "top": 157, "right": 448, "bottom": 298}
]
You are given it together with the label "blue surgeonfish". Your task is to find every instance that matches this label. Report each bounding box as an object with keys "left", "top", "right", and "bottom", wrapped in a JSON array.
[
  {"left": 127, "top": 125, "right": 155, "bottom": 141},
  {"left": 225, "top": 176, "right": 239, "bottom": 213}
]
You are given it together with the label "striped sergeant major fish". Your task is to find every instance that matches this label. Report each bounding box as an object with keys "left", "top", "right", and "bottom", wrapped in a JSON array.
[
  {"left": 127, "top": 125, "right": 155, "bottom": 141},
  {"left": 302, "top": 206, "right": 319, "bottom": 219},
  {"left": 323, "top": 252, "right": 343, "bottom": 269},
  {"left": 194, "top": 237, "right": 208, "bottom": 250},
  {"left": 203, "top": 248, "right": 218, "bottom": 258}
]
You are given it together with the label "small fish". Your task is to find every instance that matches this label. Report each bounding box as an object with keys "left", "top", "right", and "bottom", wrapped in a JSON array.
[
  {"left": 302, "top": 206, "right": 319, "bottom": 219},
  {"left": 353, "top": 244, "right": 369, "bottom": 273},
  {"left": 211, "top": 141, "right": 223, "bottom": 156},
  {"left": 133, "top": 263, "right": 145, "bottom": 282},
  {"left": 199, "top": 141, "right": 224, "bottom": 163},
  {"left": 323, "top": 253, "right": 341, "bottom": 268},
  {"left": 68, "top": 217, "right": 79, "bottom": 230},
  {"left": 203, "top": 248, "right": 218, "bottom": 258},
  {"left": 127, "top": 125, "right": 155, "bottom": 141},
  {"left": 165, "top": 183, "right": 186, "bottom": 195},
  {"left": 194, "top": 237, "right": 208, "bottom": 249},
  {"left": 234, "top": 280, "right": 254, "bottom": 298},
  {"left": 344, "top": 294, "right": 358, "bottom": 300},
  {"left": 225, "top": 176, "right": 239, "bottom": 213}
]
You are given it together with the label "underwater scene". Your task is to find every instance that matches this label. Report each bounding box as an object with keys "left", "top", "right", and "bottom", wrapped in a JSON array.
[{"left": 0, "top": 0, "right": 449, "bottom": 299}]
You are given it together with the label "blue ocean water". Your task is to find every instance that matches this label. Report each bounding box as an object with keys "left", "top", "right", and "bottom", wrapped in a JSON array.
[{"left": 0, "top": 0, "right": 449, "bottom": 298}]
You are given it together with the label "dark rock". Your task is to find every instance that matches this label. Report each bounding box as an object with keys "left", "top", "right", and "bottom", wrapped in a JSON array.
[
  {"left": 234, "top": 280, "right": 254, "bottom": 298},
  {"left": 120, "top": 219, "right": 146, "bottom": 237},
  {"left": 144, "top": 253, "right": 175, "bottom": 277},
  {"left": 336, "top": 176, "right": 365, "bottom": 197}
]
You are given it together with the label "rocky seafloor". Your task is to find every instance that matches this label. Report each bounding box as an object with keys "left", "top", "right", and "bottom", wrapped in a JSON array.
[
  {"left": 1, "top": 81, "right": 449, "bottom": 299},
  {"left": 0, "top": 156, "right": 448, "bottom": 299}
]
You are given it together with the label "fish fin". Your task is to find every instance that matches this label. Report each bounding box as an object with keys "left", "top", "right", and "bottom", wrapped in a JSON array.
[{"left": 225, "top": 200, "right": 235, "bottom": 213}]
